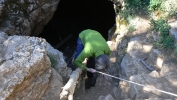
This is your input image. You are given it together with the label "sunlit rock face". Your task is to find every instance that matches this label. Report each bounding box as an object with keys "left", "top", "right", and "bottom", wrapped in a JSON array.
[
  {"left": 0, "top": 33, "right": 51, "bottom": 100},
  {"left": 129, "top": 64, "right": 177, "bottom": 99},
  {"left": 40, "top": 68, "right": 63, "bottom": 100},
  {"left": 121, "top": 37, "right": 151, "bottom": 78},
  {"left": 46, "top": 42, "right": 72, "bottom": 78},
  {"left": 0, "top": 0, "right": 60, "bottom": 36},
  {"left": 0, "top": 31, "right": 71, "bottom": 100},
  {"left": 169, "top": 28, "right": 177, "bottom": 44},
  {"left": 119, "top": 35, "right": 177, "bottom": 99}
]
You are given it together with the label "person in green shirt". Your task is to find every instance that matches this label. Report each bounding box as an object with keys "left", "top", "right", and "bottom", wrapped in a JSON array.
[{"left": 73, "top": 29, "right": 111, "bottom": 88}]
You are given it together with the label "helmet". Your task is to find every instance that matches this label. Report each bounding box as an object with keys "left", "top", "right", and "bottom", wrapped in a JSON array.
[{"left": 95, "top": 54, "right": 110, "bottom": 70}]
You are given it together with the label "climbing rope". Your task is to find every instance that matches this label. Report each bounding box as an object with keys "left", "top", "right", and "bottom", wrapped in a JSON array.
[{"left": 96, "top": 71, "right": 177, "bottom": 98}]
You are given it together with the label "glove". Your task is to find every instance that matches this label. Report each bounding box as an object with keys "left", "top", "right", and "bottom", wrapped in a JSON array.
[{"left": 86, "top": 68, "right": 96, "bottom": 73}]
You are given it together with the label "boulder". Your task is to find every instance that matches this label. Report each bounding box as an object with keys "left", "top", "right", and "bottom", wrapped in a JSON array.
[
  {"left": 129, "top": 70, "right": 177, "bottom": 99},
  {"left": 169, "top": 20, "right": 177, "bottom": 29},
  {"left": 169, "top": 28, "right": 177, "bottom": 44},
  {"left": 0, "top": 34, "right": 52, "bottom": 100},
  {"left": 0, "top": 0, "right": 60, "bottom": 36},
  {"left": 46, "top": 42, "right": 72, "bottom": 78},
  {"left": 40, "top": 68, "right": 63, "bottom": 100},
  {"left": 121, "top": 37, "right": 152, "bottom": 78},
  {"left": 98, "top": 94, "right": 114, "bottom": 100}
]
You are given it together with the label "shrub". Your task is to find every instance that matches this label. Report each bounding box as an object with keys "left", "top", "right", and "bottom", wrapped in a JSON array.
[
  {"left": 148, "top": 0, "right": 162, "bottom": 11},
  {"left": 151, "top": 18, "right": 174, "bottom": 48}
]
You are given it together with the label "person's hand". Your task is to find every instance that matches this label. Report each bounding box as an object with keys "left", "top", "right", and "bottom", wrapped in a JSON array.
[
  {"left": 86, "top": 68, "right": 96, "bottom": 73},
  {"left": 82, "top": 58, "right": 88, "bottom": 65}
]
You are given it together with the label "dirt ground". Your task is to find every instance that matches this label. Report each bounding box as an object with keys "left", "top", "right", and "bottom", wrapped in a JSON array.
[{"left": 74, "top": 76, "right": 121, "bottom": 100}]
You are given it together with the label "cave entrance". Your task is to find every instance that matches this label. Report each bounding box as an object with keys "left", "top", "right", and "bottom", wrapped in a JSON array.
[{"left": 38, "top": 0, "right": 116, "bottom": 68}]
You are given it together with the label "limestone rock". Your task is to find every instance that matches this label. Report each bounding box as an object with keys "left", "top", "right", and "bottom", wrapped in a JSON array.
[
  {"left": 0, "top": 34, "right": 52, "bottom": 100},
  {"left": 98, "top": 94, "right": 114, "bottom": 100},
  {"left": 121, "top": 37, "right": 151, "bottom": 78},
  {"left": 169, "top": 28, "right": 177, "bottom": 44},
  {"left": 108, "top": 51, "right": 120, "bottom": 87},
  {"left": 146, "top": 30, "right": 161, "bottom": 42},
  {"left": 169, "top": 20, "right": 177, "bottom": 29},
  {"left": 0, "top": 32, "right": 8, "bottom": 63},
  {"left": 104, "top": 94, "right": 114, "bottom": 100},
  {"left": 107, "top": 41, "right": 117, "bottom": 51},
  {"left": 160, "top": 59, "right": 177, "bottom": 88},
  {"left": 0, "top": 0, "right": 60, "bottom": 36},
  {"left": 0, "top": 32, "right": 8, "bottom": 44},
  {"left": 108, "top": 54, "right": 120, "bottom": 87},
  {"left": 108, "top": 24, "right": 117, "bottom": 41},
  {"left": 98, "top": 95, "right": 106, "bottom": 100},
  {"left": 40, "top": 68, "right": 63, "bottom": 100},
  {"left": 145, "top": 98, "right": 175, "bottom": 100},
  {"left": 46, "top": 42, "right": 72, "bottom": 78},
  {"left": 119, "top": 36, "right": 175, "bottom": 99},
  {"left": 129, "top": 70, "right": 177, "bottom": 99}
]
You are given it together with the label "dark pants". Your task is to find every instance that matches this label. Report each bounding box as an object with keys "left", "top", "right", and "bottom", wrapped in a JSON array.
[
  {"left": 85, "top": 57, "right": 97, "bottom": 88},
  {"left": 86, "top": 57, "right": 95, "bottom": 78}
]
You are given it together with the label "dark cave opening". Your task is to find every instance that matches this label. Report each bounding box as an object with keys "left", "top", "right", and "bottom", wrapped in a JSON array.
[{"left": 38, "top": 0, "right": 116, "bottom": 67}]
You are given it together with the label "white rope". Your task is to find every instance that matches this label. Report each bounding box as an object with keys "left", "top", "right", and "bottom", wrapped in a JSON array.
[{"left": 96, "top": 71, "right": 177, "bottom": 97}]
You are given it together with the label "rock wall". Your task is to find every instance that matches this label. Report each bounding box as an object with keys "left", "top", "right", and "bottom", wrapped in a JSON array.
[
  {"left": 46, "top": 42, "right": 72, "bottom": 78},
  {"left": 108, "top": 13, "right": 177, "bottom": 99},
  {"left": 0, "top": 32, "right": 51, "bottom": 99},
  {"left": 0, "top": 32, "right": 70, "bottom": 100},
  {"left": 40, "top": 68, "right": 63, "bottom": 100},
  {"left": 122, "top": 36, "right": 177, "bottom": 99},
  {"left": 0, "top": 0, "right": 60, "bottom": 36}
]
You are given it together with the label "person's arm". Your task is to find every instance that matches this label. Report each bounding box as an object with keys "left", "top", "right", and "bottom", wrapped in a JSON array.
[
  {"left": 73, "top": 54, "right": 86, "bottom": 70},
  {"left": 74, "top": 46, "right": 91, "bottom": 70}
]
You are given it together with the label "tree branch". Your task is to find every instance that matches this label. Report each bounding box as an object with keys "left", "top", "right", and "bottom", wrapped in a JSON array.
[{"left": 60, "top": 68, "right": 82, "bottom": 100}]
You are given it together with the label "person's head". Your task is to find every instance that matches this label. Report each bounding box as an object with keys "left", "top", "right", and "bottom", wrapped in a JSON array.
[{"left": 95, "top": 54, "right": 110, "bottom": 71}]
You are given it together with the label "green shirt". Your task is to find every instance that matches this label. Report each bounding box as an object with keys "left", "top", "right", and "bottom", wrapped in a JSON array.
[{"left": 74, "top": 29, "right": 111, "bottom": 70}]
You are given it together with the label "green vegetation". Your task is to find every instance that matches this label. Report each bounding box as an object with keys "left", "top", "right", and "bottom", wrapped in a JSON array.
[
  {"left": 116, "top": 0, "right": 177, "bottom": 55},
  {"left": 128, "top": 25, "right": 136, "bottom": 33},
  {"left": 148, "top": 0, "right": 162, "bottom": 11},
  {"left": 125, "top": 0, "right": 149, "bottom": 11},
  {"left": 117, "top": 0, "right": 176, "bottom": 22},
  {"left": 117, "top": 0, "right": 149, "bottom": 21},
  {"left": 151, "top": 19, "right": 174, "bottom": 49},
  {"left": 47, "top": 54, "right": 57, "bottom": 68}
]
